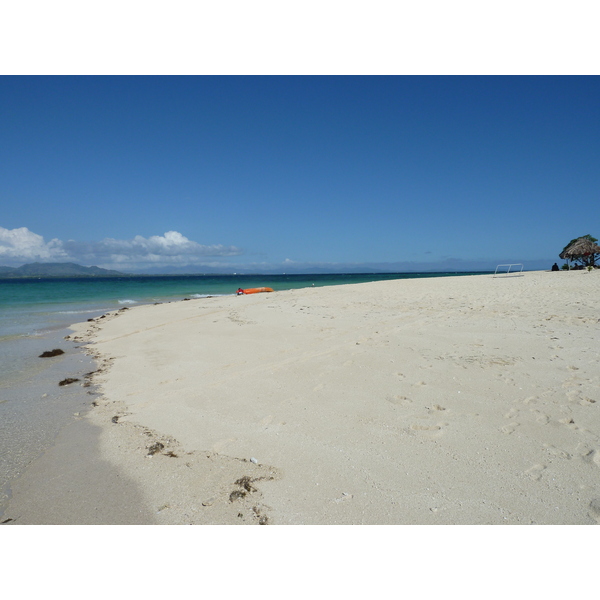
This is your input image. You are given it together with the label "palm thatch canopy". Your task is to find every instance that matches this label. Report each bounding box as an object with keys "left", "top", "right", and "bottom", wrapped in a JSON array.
[{"left": 559, "top": 237, "right": 600, "bottom": 261}]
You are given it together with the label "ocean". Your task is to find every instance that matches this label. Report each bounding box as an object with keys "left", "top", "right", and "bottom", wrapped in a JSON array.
[{"left": 0, "top": 271, "right": 487, "bottom": 517}]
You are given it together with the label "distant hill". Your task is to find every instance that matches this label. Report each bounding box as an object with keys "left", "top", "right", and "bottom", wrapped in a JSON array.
[{"left": 0, "top": 262, "right": 128, "bottom": 278}]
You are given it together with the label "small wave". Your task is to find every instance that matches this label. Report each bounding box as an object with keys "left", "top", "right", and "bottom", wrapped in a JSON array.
[
  {"left": 26, "top": 330, "right": 47, "bottom": 337},
  {"left": 118, "top": 299, "right": 138, "bottom": 305},
  {"left": 0, "top": 333, "right": 27, "bottom": 343},
  {"left": 190, "top": 293, "right": 234, "bottom": 299},
  {"left": 57, "top": 309, "right": 107, "bottom": 315}
]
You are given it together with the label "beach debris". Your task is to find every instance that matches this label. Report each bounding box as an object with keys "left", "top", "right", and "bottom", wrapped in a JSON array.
[
  {"left": 164, "top": 450, "right": 178, "bottom": 457},
  {"left": 202, "top": 497, "right": 215, "bottom": 507},
  {"left": 235, "top": 476, "right": 257, "bottom": 493},
  {"left": 228, "top": 474, "right": 275, "bottom": 523},
  {"left": 111, "top": 415, "right": 120, "bottom": 423},
  {"left": 230, "top": 490, "right": 247, "bottom": 502},
  {"left": 333, "top": 492, "right": 354, "bottom": 503},
  {"left": 59, "top": 377, "right": 80, "bottom": 386},
  {"left": 229, "top": 475, "right": 258, "bottom": 502},
  {"left": 250, "top": 457, "right": 258, "bottom": 464},
  {"left": 1, "top": 518, "right": 14, "bottom": 524},
  {"left": 147, "top": 442, "right": 165, "bottom": 456},
  {"left": 39, "top": 348, "right": 65, "bottom": 358},
  {"left": 252, "top": 505, "right": 269, "bottom": 525},
  {"left": 83, "top": 371, "right": 98, "bottom": 387}
]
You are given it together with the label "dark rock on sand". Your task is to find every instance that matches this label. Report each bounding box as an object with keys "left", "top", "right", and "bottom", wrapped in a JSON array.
[{"left": 39, "top": 349, "right": 65, "bottom": 358}]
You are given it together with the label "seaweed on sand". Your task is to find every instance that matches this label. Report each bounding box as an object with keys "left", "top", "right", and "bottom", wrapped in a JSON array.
[{"left": 39, "top": 349, "right": 65, "bottom": 358}]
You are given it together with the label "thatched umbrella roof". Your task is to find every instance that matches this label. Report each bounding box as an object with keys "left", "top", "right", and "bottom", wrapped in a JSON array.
[{"left": 559, "top": 237, "right": 600, "bottom": 260}]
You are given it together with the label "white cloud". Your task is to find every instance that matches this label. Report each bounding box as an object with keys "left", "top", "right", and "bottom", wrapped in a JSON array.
[
  {"left": 0, "top": 226, "right": 67, "bottom": 262},
  {"left": 0, "top": 227, "right": 242, "bottom": 269}
]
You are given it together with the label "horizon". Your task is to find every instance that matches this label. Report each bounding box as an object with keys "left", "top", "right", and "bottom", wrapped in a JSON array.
[
  {"left": 0, "top": 259, "right": 536, "bottom": 277},
  {"left": 1, "top": 76, "right": 599, "bottom": 274}
]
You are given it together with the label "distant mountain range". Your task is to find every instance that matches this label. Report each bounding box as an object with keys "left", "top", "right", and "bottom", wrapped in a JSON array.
[
  {"left": 0, "top": 262, "right": 127, "bottom": 278},
  {"left": 0, "top": 262, "right": 398, "bottom": 278}
]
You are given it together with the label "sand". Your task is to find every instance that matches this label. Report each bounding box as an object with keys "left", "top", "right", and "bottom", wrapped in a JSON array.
[{"left": 4, "top": 270, "right": 600, "bottom": 525}]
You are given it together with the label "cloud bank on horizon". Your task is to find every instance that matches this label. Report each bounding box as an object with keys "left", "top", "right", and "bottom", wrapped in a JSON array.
[
  {"left": 1, "top": 225, "right": 554, "bottom": 273},
  {"left": 0, "top": 226, "right": 242, "bottom": 270}
]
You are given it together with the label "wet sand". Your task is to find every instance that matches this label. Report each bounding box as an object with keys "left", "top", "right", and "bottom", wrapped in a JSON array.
[
  {"left": 4, "top": 270, "right": 600, "bottom": 524},
  {"left": 0, "top": 329, "right": 97, "bottom": 519}
]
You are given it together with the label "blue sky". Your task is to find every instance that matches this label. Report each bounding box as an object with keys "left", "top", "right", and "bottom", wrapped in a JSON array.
[{"left": 1, "top": 75, "right": 598, "bottom": 273}]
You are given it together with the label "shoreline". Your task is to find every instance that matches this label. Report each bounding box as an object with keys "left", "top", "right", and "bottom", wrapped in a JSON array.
[
  {"left": 0, "top": 326, "right": 98, "bottom": 520},
  {"left": 4, "top": 270, "right": 600, "bottom": 524}
]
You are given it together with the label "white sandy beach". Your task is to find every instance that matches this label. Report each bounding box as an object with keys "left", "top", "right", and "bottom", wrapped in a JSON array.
[{"left": 5, "top": 270, "right": 600, "bottom": 524}]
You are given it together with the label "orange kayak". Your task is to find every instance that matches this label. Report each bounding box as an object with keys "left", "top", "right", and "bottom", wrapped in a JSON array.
[{"left": 237, "top": 287, "right": 274, "bottom": 295}]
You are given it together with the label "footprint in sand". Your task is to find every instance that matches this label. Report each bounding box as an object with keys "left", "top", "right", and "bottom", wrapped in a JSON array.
[
  {"left": 582, "top": 449, "right": 600, "bottom": 468},
  {"left": 588, "top": 498, "right": 600, "bottom": 524},
  {"left": 532, "top": 411, "right": 550, "bottom": 425},
  {"left": 524, "top": 464, "right": 547, "bottom": 480},
  {"left": 565, "top": 390, "right": 596, "bottom": 407},
  {"left": 386, "top": 395, "right": 412, "bottom": 406},
  {"left": 558, "top": 417, "right": 578, "bottom": 429},
  {"left": 522, "top": 390, "right": 554, "bottom": 405},
  {"left": 426, "top": 404, "right": 447, "bottom": 414},
  {"left": 543, "top": 444, "right": 571, "bottom": 460},
  {"left": 212, "top": 437, "right": 238, "bottom": 453},
  {"left": 500, "top": 422, "right": 519, "bottom": 434},
  {"left": 332, "top": 492, "right": 353, "bottom": 504},
  {"left": 259, "top": 415, "right": 274, "bottom": 427},
  {"left": 410, "top": 422, "right": 447, "bottom": 437}
]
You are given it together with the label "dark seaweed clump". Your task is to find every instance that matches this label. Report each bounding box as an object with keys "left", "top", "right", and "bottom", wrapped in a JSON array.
[
  {"left": 229, "top": 490, "right": 247, "bottom": 502},
  {"left": 235, "top": 476, "right": 257, "bottom": 493},
  {"left": 147, "top": 442, "right": 165, "bottom": 456},
  {"left": 39, "top": 349, "right": 65, "bottom": 358},
  {"left": 59, "top": 378, "right": 80, "bottom": 386}
]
